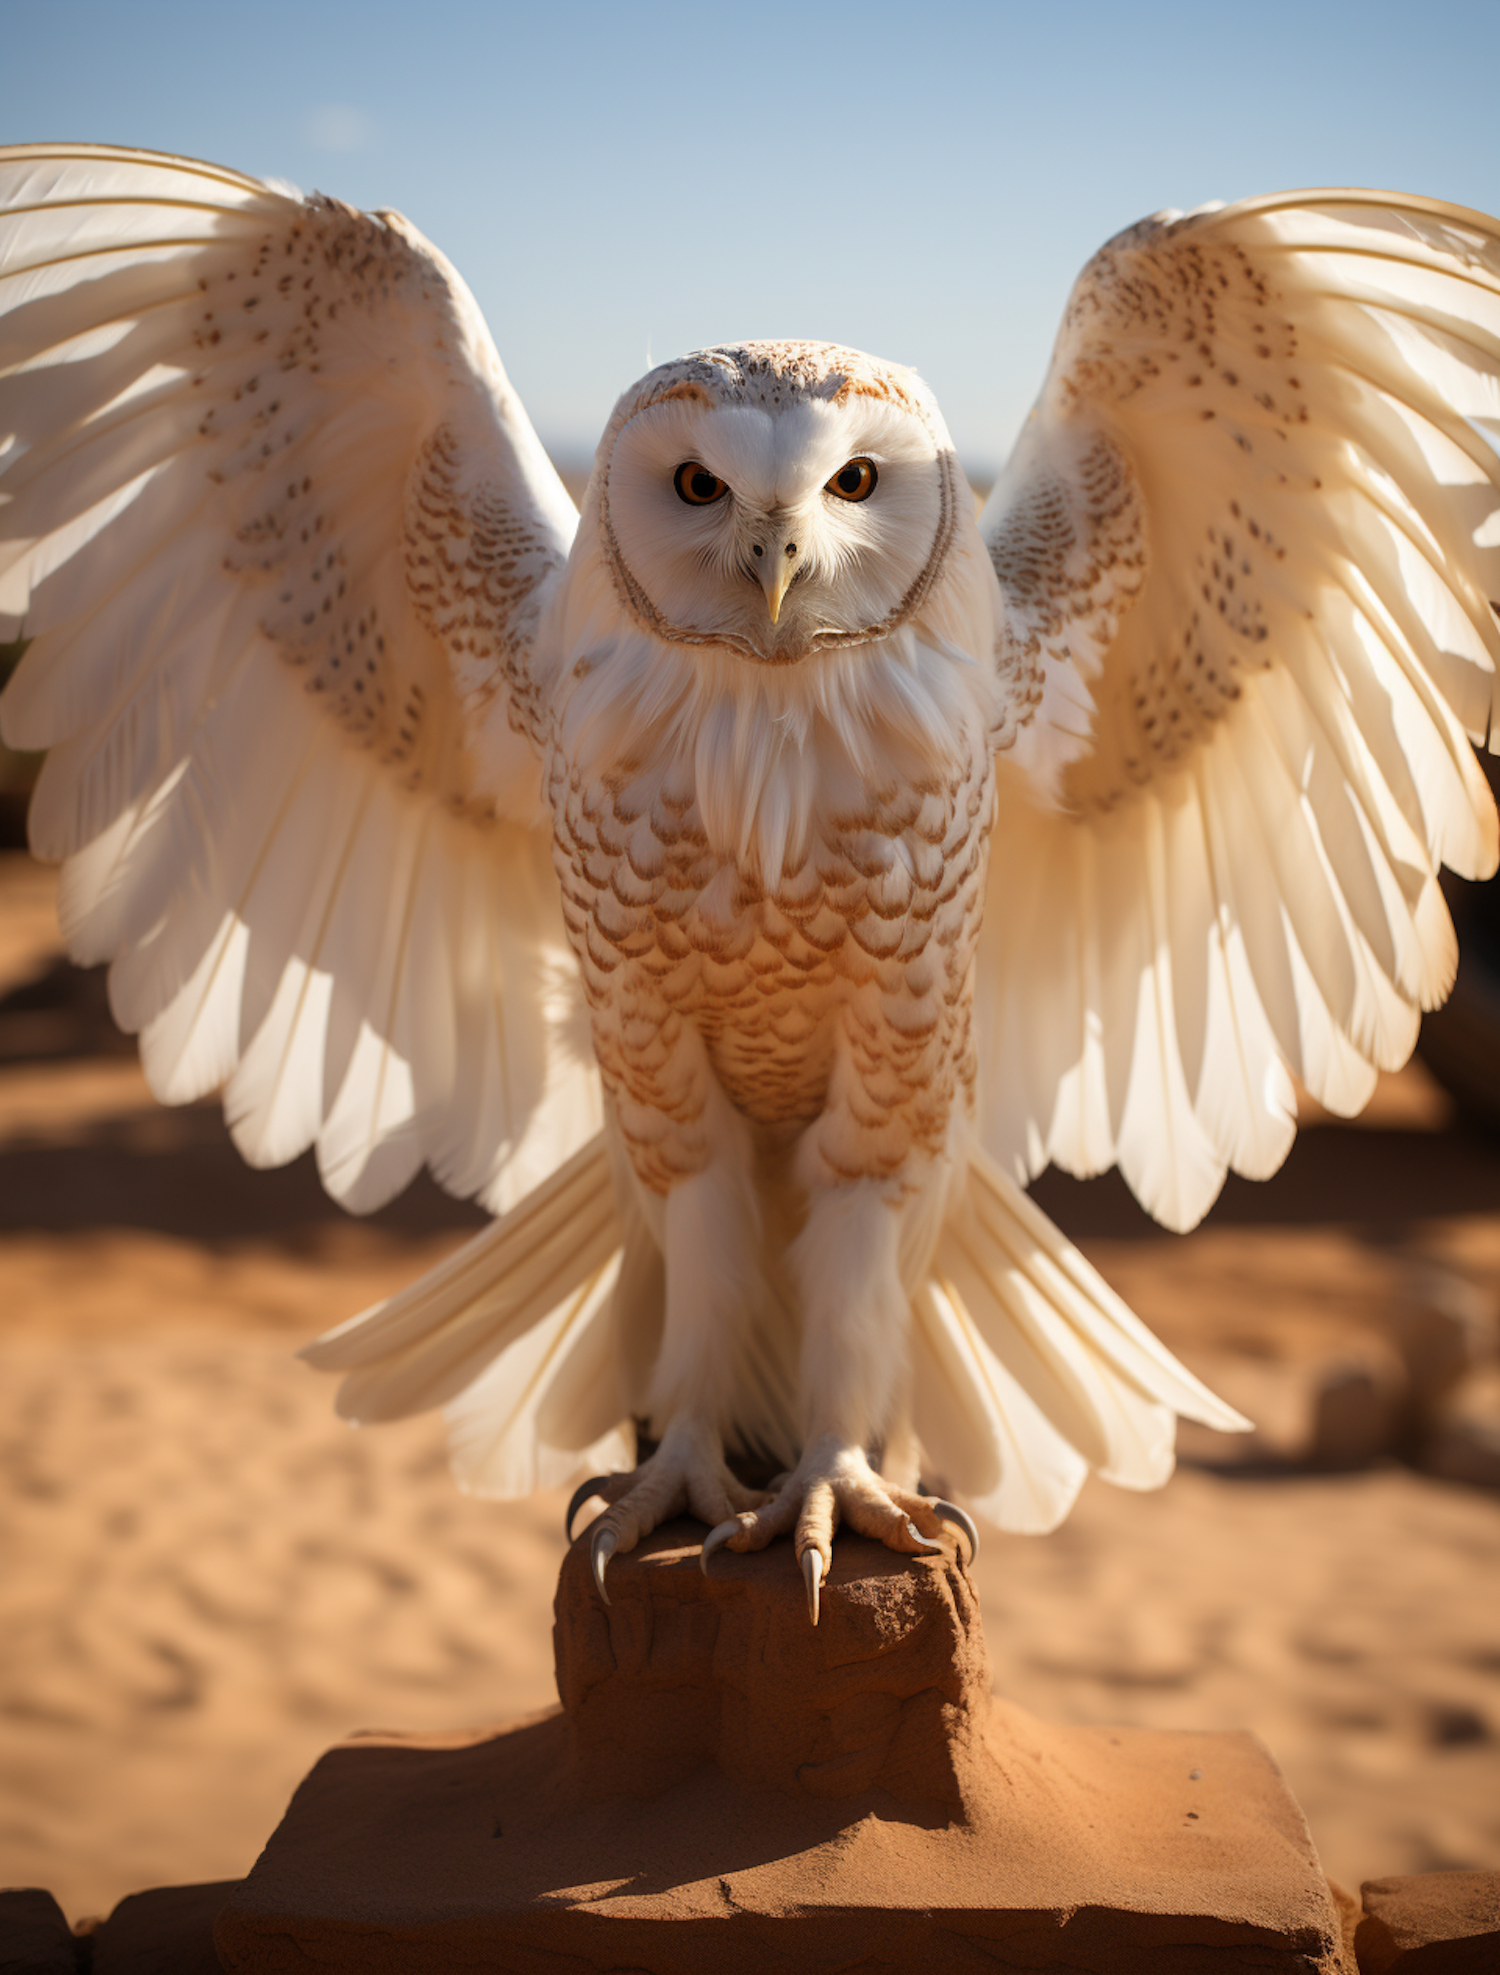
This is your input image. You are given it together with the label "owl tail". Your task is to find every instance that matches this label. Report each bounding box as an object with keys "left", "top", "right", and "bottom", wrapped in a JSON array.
[
  {"left": 302, "top": 1130, "right": 1248, "bottom": 1525},
  {"left": 299, "top": 1133, "right": 646, "bottom": 1496},
  {"left": 910, "top": 1146, "right": 1251, "bottom": 1535}
]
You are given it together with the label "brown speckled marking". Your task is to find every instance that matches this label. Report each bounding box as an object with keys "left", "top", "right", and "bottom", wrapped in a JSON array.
[
  {"left": 549, "top": 715, "right": 993, "bottom": 1196},
  {"left": 197, "top": 197, "right": 563, "bottom": 817},
  {"left": 988, "top": 428, "right": 1146, "bottom": 754},
  {"left": 986, "top": 212, "right": 1321, "bottom": 810},
  {"left": 404, "top": 423, "right": 564, "bottom": 757},
  {"left": 197, "top": 202, "right": 445, "bottom": 788}
]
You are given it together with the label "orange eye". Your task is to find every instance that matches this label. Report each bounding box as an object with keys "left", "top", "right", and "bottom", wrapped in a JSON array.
[
  {"left": 825, "top": 457, "right": 877, "bottom": 502},
  {"left": 674, "top": 461, "right": 729, "bottom": 505}
]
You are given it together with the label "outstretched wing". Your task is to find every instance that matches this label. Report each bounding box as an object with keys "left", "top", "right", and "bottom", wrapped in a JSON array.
[
  {"left": 0, "top": 144, "right": 599, "bottom": 1214},
  {"left": 976, "top": 191, "right": 1500, "bottom": 1231}
]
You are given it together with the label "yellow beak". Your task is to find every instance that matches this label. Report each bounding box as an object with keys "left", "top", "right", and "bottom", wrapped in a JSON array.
[
  {"left": 756, "top": 519, "right": 804, "bottom": 625},
  {"left": 763, "top": 555, "right": 797, "bottom": 626}
]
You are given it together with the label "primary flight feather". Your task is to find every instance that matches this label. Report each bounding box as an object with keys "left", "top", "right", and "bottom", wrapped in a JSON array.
[{"left": 2, "top": 147, "right": 1495, "bottom": 1618}]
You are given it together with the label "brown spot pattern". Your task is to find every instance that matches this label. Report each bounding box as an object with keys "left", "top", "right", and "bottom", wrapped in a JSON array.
[
  {"left": 548, "top": 717, "right": 994, "bottom": 1195},
  {"left": 404, "top": 424, "right": 564, "bottom": 760},
  {"left": 987, "top": 211, "right": 1320, "bottom": 809},
  {"left": 988, "top": 429, "right": 1146, "bottom": 754},
  {"left": 201, "top": 197, "right": 554, "bottom": 812}
]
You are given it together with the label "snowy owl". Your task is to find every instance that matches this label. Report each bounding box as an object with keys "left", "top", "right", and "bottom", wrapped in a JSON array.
[{"left": 3, "top": 147, "right": 1497, "bottom": 1622}]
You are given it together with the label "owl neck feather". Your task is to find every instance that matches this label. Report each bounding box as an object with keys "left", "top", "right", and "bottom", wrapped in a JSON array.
[{"left": 550, "top": 559, "right": 995, "bottom": 889}]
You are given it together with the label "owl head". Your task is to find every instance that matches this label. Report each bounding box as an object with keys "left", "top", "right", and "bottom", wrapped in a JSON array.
[{"left": 587, "top": 341, "right": 977, "bottom": 666}]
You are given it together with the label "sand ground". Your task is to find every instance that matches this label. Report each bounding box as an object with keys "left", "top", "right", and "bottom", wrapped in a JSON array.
[{"left": 0, "top": 851, "right": 1496, "bottom": 1921}]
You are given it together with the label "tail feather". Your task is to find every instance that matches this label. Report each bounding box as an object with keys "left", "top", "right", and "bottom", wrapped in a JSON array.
[
  {"left": 443, "top": 1258, "right": 634, "bottom": 1498},
  {"left": 966, "top": 1151, "right": 1249, "bottom": 1431},
  {"left": 300, "top": 1131, "right": 628, "bottom": 1444},
  {"left": 297, "top": 1131, "right": 1249, "bottom": 1523},
  {"left": 911, "top": 1146, "right": 1249, "bottom": 1530},
  {"left": 327, "top": 1211, "right": 622, "bottom": 1426},
  {"left": 910, "top": 1279, "right": 1089, "bottom": 1535}
]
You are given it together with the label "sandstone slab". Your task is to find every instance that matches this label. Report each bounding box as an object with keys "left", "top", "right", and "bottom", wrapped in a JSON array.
[
  {"left": 89, "top": 1882, "right": 236, "bottom": 1972},
  {"left": 1355, "top": 1870, "right": 1500, "bottom": 1973},
  {"left": 215, "top": 1520, "right": 1348, "bottom": 1973},
  {"left": 0, "top": 1891, "right": 77, "bottom": 1973}
]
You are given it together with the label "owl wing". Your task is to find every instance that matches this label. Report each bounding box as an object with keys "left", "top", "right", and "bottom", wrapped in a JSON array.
[
  {"left": 0, "top": 144, "right": 600, "bottom": 1214},
  {"left": 976, "top": 190, "right": 1500, "bottom": 1231}
]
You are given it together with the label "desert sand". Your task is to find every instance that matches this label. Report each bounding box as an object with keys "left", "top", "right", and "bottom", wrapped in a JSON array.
[{"left": 0, "top": 848, "right": 1496, "bottom": 1922}]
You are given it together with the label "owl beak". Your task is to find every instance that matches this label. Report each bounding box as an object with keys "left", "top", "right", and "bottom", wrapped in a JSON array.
[{"left": 757, "top": 533, "right": 801, "bottom": 625}]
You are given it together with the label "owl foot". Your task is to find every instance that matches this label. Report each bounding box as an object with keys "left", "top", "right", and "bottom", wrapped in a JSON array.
[
  {"left": 699, "top": 1433, "right": 978, "bottom": 1624},
  {"left": 566, "top": 1418, "right": 767, "bottom": 1606}
]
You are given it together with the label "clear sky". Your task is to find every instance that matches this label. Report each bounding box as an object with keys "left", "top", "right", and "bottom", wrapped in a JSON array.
[{"left": 9, "top": 0, "right": 1499, "bottom": 476}]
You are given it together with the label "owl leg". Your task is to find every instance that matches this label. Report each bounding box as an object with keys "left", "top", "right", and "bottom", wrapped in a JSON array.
[
  {"left": 700, "top": 1169, "right": 976, "bottom": 1620},
  {"left": 575, "top": 1087, "right": 770, "bottom": 1604}
]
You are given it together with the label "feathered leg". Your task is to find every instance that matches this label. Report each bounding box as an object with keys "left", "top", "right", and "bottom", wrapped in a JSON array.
[
  {"left": 577, "top": 1079, "right": 769, "bottom": 1600},
  {"left": 701, "top": 1142, "right": 974, "bottom": 1621}
]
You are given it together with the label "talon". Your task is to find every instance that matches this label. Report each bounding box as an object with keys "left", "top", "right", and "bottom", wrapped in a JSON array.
[
  {"left": 801, "top": 1546, "right": 822, "bottom": 1626},
  {"left": 927, "top": 1497, "right": 980, "bottom": 1563},
  {"left": 700, "top": 1516, "right": 743, "bottom": 1574},
  {"left": 591, "top": 1525, "right": 617, "bottom": 1605},
  {"left": 906, "top": 1519, "right": 944, "bottom": 1554},
  {"left": 565, "top": 1475, "right": 611, "bottom": 1543}
]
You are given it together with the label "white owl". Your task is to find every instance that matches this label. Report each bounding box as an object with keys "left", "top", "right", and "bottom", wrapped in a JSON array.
[{"left": 3, "top": 148, "right": 1497, "bottom": 1622}]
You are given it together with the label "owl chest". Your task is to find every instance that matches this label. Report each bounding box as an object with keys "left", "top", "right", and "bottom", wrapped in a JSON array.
[{"left": 548, "top": 748, "right": 994, "bottom": 1130}]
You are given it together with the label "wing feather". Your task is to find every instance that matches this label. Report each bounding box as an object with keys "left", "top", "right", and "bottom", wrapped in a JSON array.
[
  {"left": 0, "top": 144, "right": 598, "bottom": 1215},
  {"left": 979, "top": 191, "right": 1499, "bottom": 1228}
]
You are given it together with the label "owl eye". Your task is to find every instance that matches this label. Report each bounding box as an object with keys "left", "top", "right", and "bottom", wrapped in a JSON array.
[
  {"left": 825, "top": 457, "right": 878, "bottom": 502},
  {"left": 674, "top": 461, "right": 729, "bottom": 505}
]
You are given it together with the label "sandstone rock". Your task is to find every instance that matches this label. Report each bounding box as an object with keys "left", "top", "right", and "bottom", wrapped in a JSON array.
[
  {"left": 215, "top": 1521, "right": 1348, "bottom": 1973},
  {"left": 1311, "top": 1345, "right": 1413, "bottom": 1469},
  {"left": 1355, "top": 1869, "right": 1500, "bottom": 1972},
  {"left": 1175, "top": 1263, "right": 1495, "bottom": 1475},
  {"left": 90, "top": 1882, "right": 236, "bottom": 1972},
  {"left": 1390, "top": 1268, "right": 1494, "bottom": 1412},
  {"left": 1130, "top": 1230, "right": 1495, "bottom": 1475},
  {"left": 0, "top": 1890, "right": 77, "bottom": 1973},
  {"left": 1419, "top": 1365, "right": 1500, "bottom": 1491},
  {"left": 1330, "top": 1878, "right": 1363, "bottom": 1971},
  {"left": 1177, "top": 1335, "right": 1408, "bottom": 1469}
]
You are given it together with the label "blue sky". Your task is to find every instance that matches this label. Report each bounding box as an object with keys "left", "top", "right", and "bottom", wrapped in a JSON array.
[{"left": 9, "top": 0, "right": 1499, "bottom": 475}]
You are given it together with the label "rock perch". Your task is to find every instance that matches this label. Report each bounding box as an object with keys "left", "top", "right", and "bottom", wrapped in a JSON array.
[{"left": 213, "top": 1521, "right": 1350, "bottom": 1973}]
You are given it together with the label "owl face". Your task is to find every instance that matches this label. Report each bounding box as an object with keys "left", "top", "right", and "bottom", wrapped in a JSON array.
[{"left": 593, "top": 344, "right": 966, "bottom": 665}]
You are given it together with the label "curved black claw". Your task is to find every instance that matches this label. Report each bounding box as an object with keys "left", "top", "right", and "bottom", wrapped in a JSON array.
[
  {"left": 565, "top": 1476, "right": 612, "bottom": 1544},
  {"left": 927, "top": 1497, "right": 980, "bottom": 1563},
  {"left": 591, "top": 1525, "right": 617, "bottom": 1606}
]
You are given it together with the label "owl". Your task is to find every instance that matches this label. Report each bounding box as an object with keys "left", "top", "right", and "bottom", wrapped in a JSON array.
[{"left": 2, "top": 148, "right": 1497, "bottom": 1623}]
